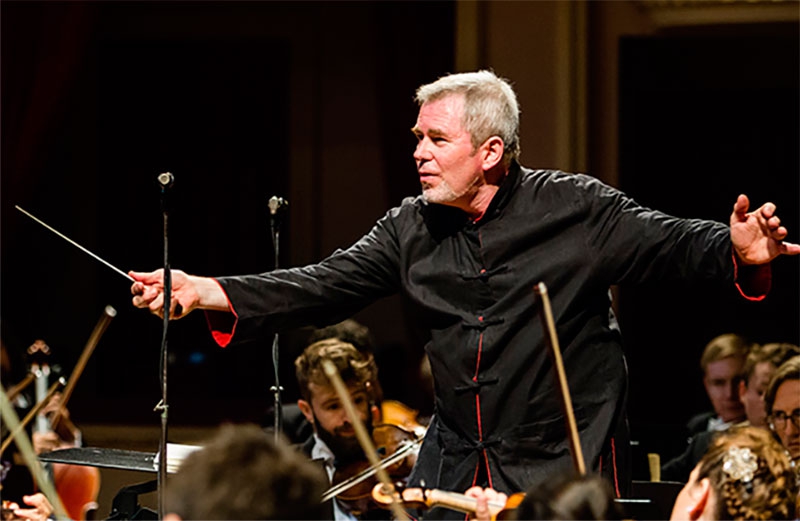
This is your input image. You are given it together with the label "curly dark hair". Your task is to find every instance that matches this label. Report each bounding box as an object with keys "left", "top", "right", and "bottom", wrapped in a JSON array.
[
  {"left": 166, "top": 424, "right": 327, "bottom": 519},
  {"left": 294, "top": 338, "right": 374, "bottom": 402}
]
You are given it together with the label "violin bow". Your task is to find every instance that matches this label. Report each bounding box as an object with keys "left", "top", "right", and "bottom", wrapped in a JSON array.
[
  {"left": 0, "top": 377, "right": 66, "bottom": 455},
  {"left": 321, "top": 435, "right": 421, "bottom": 501},
  {"left": 49, "top": 305, "right": 116, "bottom": 432},
  {"left": 5, "top": 372, "right": 36, "bottom": 403},
  {"left": 320, "top": 359, "right": 408, "bottom": 520},
  {"left": 534, "top": 282, "right": 586, "bottom": 476},
  {"left": 0, "top": 387, "right": 69, "bottom": 520}
]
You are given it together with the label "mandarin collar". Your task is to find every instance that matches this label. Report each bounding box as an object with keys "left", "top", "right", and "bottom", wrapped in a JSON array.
[{"left": 473, "top": 160, "right": 521, "bottom": 224}]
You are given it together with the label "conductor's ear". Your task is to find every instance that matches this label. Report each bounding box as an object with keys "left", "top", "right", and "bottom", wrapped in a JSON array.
[{"left": 480, "top": 136, "right": 505, "bottom": 171}]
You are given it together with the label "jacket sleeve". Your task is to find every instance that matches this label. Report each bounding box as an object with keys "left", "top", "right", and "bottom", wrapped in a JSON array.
[
  {"left": 205, "top": 208, "right": 404, "bottom": 346},
  {"left": 574, "top": 176, "right": 728, "bottom": 283},
  {"left": 575, "top": 175, "right": 769, "bottom": 298}
]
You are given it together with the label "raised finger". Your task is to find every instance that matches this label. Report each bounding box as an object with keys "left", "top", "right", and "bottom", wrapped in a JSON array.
[
  {"left": 732, "top": 194, "right": 750, "bottom": 220},
  {"left": 780, "top": 241, "right": 800, "bottom": 255}
]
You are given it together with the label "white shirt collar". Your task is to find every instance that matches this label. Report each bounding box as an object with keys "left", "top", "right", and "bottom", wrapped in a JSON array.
[{"left": 708, "top": 416, "right": 733, "bottom": 432}]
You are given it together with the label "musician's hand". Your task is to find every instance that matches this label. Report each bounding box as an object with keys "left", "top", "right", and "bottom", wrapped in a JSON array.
[
  {"left": 7, "top": 493, "right": 54, "bottom": 521},
  {"left": 40, "top": 392, "right": 64, "bottom": 418},
  {"left": 465, "top": 486, "right": 507, "bottom": 521},
  {"left": 31, "top": 431, "right": 60, "bottom": 455}
]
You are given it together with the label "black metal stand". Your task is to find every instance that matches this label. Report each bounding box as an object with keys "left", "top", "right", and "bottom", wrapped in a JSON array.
[
  {"left": 268, "top": 196, "right": 287, "bottom": 441},
  {"left": 155, "top": 172, "right": 174, "bottom": 520},
  {"left": 107, "top": 480, "right": 159, "bottom": 520},
  {"left": 39, "top": 447, "right": 160, "bottom": 519}
]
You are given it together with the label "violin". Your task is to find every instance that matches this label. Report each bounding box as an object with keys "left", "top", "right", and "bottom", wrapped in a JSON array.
[
  {"left": 381, "top": 400, "right": 427, "bottom": 437},
  {"left": 326, "top": 422, "right": 422, "bottom": 517},
  {"left": 371, "top": 483, "right": 526, "bottom": 521}
]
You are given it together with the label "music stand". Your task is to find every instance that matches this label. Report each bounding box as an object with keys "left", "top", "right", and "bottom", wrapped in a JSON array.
[{"left": 39, "top": 447, "right": 158, "bottom": 519}]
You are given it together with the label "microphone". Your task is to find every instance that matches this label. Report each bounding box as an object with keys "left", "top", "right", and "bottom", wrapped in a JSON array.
[
  {"left": 157, "top": 172, "right": 175, "bottom": 189},
  {"left": 268, "top": 196, "right": 288, "bottom": 216}
]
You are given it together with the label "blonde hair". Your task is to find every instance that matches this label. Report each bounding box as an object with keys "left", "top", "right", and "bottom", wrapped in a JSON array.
[
  {"left": 696, "top": 425, "right": 797, "bottom": 520},
  {"left": 700, "top": 333, "right": 754, "bottom": 372},
  {"left": 742, "top": 343, "right": 799, "bottom": 384}
]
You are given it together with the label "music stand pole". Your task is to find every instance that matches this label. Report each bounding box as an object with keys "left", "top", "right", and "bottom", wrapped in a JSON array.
[
  {"left": 268, "top": 196, "right": 287, "bottom": 441},
  {"left": 155, "top": 172, "right": 174, "bottom": 519}
]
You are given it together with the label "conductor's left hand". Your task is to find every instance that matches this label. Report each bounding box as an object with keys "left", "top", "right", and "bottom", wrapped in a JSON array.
[{"left": 730, "top": 194, "right": 800, "bottom": 264}]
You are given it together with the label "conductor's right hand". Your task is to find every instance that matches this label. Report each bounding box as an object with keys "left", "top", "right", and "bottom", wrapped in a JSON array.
[{"left": 129, "top": 269, "right": 230, "bottom": 319}]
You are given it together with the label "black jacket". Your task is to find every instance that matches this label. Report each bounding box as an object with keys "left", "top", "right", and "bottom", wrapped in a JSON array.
[{"left": 209, "top": 163, "right": 752, "bottom": 501}]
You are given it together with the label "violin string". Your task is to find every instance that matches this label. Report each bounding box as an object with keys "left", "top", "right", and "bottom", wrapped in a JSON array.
[{"left": 321, "top": 437, "right": 422, "bottom": 501}]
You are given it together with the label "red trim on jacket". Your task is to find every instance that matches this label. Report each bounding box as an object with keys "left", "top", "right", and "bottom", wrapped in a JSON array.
[
  {"left": 732, "top": 250, "right": 771, "bottom": 301},
  {"left": 204, "top": 278, "right": 238, "bottom": 347}
]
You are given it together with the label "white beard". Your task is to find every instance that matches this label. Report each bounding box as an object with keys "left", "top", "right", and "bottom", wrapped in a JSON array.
[
  {"left": 421, "top": 179, "right": 459, "bottom": 204},
  {"left": 422, "top": 176, "right": 479, "bottom": 205}
]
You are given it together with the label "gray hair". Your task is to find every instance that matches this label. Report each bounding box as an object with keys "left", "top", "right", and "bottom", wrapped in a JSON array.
[{"left": 415, "top": 70, "right": 520, "bottom": 165}]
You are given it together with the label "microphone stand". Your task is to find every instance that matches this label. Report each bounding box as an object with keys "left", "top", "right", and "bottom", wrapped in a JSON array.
[
  {"left": 155, "top": 171, "right": 174, "bottom": 520},
  {"left": 268, "top": 196, "right": 287, "bottom": 442}
]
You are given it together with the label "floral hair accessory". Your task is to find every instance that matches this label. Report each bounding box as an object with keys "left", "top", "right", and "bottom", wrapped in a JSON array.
[{"left": 722, "top": 446, "right": 758, "bottom": 484}]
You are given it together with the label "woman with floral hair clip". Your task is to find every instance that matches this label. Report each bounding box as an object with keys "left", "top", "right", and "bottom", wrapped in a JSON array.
[{"left": 670, "top": 425, "right": 798, "bottom": 520}]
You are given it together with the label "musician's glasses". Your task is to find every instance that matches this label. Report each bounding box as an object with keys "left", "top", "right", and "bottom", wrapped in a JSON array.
[{"left": 768, "top": 409, "right": 800, "bottom": 432}]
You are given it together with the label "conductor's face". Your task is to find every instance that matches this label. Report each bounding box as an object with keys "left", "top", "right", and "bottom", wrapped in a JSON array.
[{"left": 412, "top": 94, "right": 485, "bottom": 211}]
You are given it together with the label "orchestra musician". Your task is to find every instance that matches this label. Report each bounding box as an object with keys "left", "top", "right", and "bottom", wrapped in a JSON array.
[
  {"left": 1, "top": 340, "right": 98, "bottom": 521},
  {"left": 293, "top": 338, "right": 386, "bottom": 520},
  {"left": 164, "top": 423, "right": 328, "bottom": 520},
  {"left": 131, "top": 70, "right": 798, "bottom": 518},
  {"left": 281, "top": 320, "right": 384, "bottom": 446}
]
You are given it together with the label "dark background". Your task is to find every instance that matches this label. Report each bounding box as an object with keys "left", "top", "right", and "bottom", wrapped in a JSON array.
[
  {"left": 1, "top": 0, "right": 452, "bottom": 425},
  {"left": 2, "top": 2, "right": 798, "bottom": 465},
  {"left": 616, "top": 32, "right": 799, "bottom": 458}
]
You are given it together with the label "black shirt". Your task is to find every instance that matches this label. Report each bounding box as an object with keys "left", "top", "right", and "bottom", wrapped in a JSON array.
[{"left": 208, "top": 162, "right": 759, "bottom": 501}]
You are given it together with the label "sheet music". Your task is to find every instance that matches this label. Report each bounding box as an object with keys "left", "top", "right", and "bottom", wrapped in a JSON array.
[{"left": 153, "top": 442, "right": 203, "bottom": 474}]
